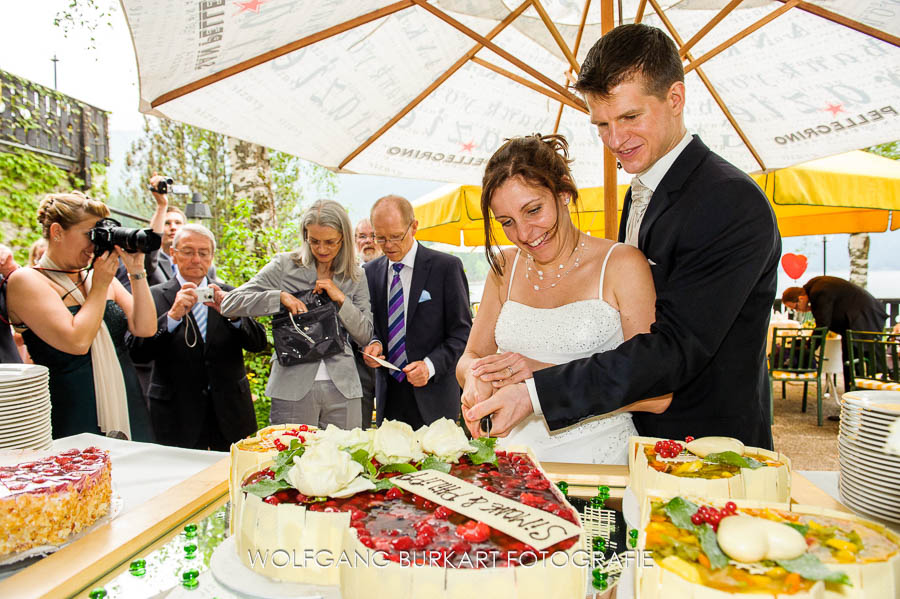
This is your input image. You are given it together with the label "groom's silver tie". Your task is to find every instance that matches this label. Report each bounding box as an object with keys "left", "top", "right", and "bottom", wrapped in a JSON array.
[{"left": 625, "top": 176, "right": 651, "bottom": 247}]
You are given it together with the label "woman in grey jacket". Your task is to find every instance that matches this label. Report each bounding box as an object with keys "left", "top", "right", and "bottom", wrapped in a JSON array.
[{"left": 221, "top": 200, "right": 374, "bottom": 429}]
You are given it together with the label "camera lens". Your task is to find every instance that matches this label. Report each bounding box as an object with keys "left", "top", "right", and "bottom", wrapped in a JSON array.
[{"left": 89, "top": 218, "right": 162, "bottom": 254}]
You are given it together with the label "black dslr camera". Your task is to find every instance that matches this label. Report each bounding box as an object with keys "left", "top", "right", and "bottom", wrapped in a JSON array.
[{"left": 89, "top": 218, "right": 162, "bottom": 255}]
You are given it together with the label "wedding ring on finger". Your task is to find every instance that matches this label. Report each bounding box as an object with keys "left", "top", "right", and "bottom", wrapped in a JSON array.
[{"left": 506, "top": 366, "right": 514, "bottom": 378}]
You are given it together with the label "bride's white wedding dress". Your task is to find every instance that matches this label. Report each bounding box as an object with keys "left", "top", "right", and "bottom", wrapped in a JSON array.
[{"left": 494, "top": 243, "right": 637, "bottom": 464}]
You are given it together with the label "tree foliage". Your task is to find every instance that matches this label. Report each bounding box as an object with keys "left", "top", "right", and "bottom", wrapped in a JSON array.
[
  {"left": 53, "top": 0, "right": 117, "bottom": 51},
  {"left": 0, "top": 151, "right": 69, "bottom": 264},
  {"left": 867, "top": 141, "right": 900, "bottom": 161}
]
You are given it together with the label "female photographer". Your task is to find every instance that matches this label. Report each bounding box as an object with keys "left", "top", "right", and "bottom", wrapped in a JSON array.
[
  {"left": 6, "top": 192, "right": 157, "bottom": 440},
  {"left": 221, "top": 199, "right": 374, "bottom": 430}
]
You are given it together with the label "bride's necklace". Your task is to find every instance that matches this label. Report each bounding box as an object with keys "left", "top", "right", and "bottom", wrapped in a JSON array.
[{"left": 524, "top": 239, "right": 586, "bottom": 291}]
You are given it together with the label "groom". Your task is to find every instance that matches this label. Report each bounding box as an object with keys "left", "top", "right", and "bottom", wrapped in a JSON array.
[{"left": 465, "top": 24, "right": 781, "bottom": 449}]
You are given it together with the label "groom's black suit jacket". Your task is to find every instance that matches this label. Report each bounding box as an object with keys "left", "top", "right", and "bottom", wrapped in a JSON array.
[{"left": 533, "top": 136, "right": 781, "bottom": 449}]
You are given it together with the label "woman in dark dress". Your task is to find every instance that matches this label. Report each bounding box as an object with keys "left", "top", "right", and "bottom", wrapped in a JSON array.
[{"left": 7, "top": 192, "right": 157, "bottom": 441}]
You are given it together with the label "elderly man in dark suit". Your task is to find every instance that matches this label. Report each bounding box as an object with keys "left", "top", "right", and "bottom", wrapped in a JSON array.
[
  {"left": 362, "top": 196, "right": 472, "bottom": 429},
  {"left": 128, "top": 224, "right": 266, "bottom": 450},
  {"left": 465, "top": 24, "right": 781, "bottom": 449},
  {"left": 783, "top": 276, "right": 888, "bottom": 387}
]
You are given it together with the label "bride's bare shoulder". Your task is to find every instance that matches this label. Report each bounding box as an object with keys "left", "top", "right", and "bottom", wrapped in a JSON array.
[{"left": 607, "top": 243, "right": 653, "bottom": 276}]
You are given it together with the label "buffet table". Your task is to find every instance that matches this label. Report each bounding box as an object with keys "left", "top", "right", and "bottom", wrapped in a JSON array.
[{"left": 0, "top": 438, "right": 866, "bottom": 598}]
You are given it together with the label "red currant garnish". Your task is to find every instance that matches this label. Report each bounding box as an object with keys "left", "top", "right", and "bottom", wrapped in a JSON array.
[
  {"left": 653, "top": 439, "right": 683, "bottom": 458},
  {"left": 685, "top": 436, "right": 695, "bottom": 443}
]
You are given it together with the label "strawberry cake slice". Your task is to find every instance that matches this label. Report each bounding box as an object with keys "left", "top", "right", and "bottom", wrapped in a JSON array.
[{"left": 0, "top": 447, "right": 112, "bottom": 558}]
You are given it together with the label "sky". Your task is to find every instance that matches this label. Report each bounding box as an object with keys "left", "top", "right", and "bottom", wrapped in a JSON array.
[{"left": 2, "top": 1, "right": 898, "bottom": 292}]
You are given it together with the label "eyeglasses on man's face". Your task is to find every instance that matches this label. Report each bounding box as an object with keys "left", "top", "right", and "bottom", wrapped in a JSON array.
[
  {"left": 374, "top": 222, "right": 413, "bottom": 246},
  {"left": 173, "top": 248, "right": 211, "bottom": 259},
  {"left": 355, "top": 233, "right": 375, "bottom": 241}
]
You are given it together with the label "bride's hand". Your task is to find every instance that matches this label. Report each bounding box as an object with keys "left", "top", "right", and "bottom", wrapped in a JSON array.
[
  {"left": 461, "top": 369, "right": 494, "bottom": 412},
  {"left": 471, "top": 352, "right": 533, "bottom": 388}
]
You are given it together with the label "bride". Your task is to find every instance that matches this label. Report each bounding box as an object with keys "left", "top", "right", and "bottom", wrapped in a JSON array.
[{"left": 456, "top": 134, "right": 670, "bottom": 464}]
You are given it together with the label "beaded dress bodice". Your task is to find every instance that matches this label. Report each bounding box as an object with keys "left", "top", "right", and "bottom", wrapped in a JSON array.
[{"left": 491, "top": 244, "right": 636, "bottom": 465}]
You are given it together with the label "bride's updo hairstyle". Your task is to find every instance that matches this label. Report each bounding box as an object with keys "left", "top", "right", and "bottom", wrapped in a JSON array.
[
  {"left": 38, "top": 191, "right": 109, "bottom": 239},
  {"left": 481, "top": 133, "right": 579, "bottom": 276}
]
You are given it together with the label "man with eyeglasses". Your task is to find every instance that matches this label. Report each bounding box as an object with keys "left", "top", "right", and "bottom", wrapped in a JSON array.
[
  {"left": 353, "top": 218, "right": 381, "bottom": 427},
  {"left": 128, "top": 224, "right": 266, "bottom": 450},
  {"left": 362, "top": 195, "right": 472, "bottom": 429},
  {"left": 355, "top": 218, "right": 382, "bottom": 264}
]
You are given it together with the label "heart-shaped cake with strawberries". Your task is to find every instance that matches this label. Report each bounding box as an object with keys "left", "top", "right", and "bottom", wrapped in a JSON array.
[{"left": 230, "top": 419, "right": 587, "bottom": 598}]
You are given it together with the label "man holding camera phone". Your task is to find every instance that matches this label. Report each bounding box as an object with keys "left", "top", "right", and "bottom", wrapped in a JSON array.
[{"left": 128, "top": 223, "right": 266, "bottom": 450}]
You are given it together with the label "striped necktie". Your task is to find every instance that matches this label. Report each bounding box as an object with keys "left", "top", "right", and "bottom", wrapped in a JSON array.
[
  {"left": 191, "top": 301, "right": 208, "bottom": 342},
  {"left": 386, "top": 263, "right": 408, "bottom": 382}
]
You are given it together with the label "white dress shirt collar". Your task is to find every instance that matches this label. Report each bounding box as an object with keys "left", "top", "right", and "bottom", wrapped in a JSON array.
[
  {"left": 175, "top": 271, "right": 208, "bottom": 289},
  {"left": 634, "top": 131, "right": 692, "bottom": 192},
  {"left": 388, "top": 239, "right": 419, "bottom": 272}
]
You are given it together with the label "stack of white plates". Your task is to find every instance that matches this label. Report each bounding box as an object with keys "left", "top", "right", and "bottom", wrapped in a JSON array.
[
  {"left": 838, "top": 390, "right": 900, "bottom": 523},
  {"left": 0, "top": 364, "right": 52, "bottom": 450}
]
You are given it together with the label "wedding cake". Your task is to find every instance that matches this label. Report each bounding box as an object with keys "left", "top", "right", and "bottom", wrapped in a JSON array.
[{"left": 230, "top": 419, "right": 587, "bottom": 598}]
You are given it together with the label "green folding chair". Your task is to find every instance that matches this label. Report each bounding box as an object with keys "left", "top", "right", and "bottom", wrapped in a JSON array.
[
  {"left": 845, "top": 330, "right": 900, "bottom": 392},
  {"left": 768, "top": 327, "right": 828, "bottom": 426}
]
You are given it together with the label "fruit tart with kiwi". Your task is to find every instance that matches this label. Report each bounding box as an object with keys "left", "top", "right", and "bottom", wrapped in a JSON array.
[
  {"left": 637, "top": 495, "right": 899, "bottom": 598},
  {"left": 637, "top": 496, "right": 849, "bottom": 598},
  {"left": 629, "top": 435, "right": 791, "bottom": 505}
]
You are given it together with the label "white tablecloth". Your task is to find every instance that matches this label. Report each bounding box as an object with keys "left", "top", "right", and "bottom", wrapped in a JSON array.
[{"left": 53, "top": 433, "right": 226, "bottom": 514}]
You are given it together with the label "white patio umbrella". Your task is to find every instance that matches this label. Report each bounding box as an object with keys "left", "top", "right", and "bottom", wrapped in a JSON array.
[{"left": 123, "top": 0, "right": 899, "bottom": 221}]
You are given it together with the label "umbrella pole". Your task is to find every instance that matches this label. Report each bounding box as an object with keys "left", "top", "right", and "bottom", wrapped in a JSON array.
[{"left": 602, "top": 0, "right": 618, "bottom": 240}]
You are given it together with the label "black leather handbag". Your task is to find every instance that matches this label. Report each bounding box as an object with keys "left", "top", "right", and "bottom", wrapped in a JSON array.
[{"left": 271, "top": 290, "right": 346, "bottom": 366}]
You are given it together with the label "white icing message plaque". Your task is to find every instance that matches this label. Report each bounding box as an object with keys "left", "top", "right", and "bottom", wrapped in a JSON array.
[{"left": 391, "top": 470, "right": 581, "bottom": 551}]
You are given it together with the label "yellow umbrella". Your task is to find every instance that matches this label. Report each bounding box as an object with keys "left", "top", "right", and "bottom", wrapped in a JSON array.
[
  {"left": 751, "top": 150, "right": 898, "bottom": 237},
  {"left": 415, "top": 151, "right": 898, "bottom": 246},
  {"left": 414, "top": 184, "right": 629, "bottom": 247}
]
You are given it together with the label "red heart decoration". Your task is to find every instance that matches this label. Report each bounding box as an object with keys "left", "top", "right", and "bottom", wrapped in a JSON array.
[{"left": 781, "top": 253, "right": 808, "bottom": 280}]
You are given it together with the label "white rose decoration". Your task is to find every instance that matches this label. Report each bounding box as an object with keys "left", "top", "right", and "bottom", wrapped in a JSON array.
[
  {"left": 313, "top": 424, "right": 374, "bottom": 455},
  {"left": 373, "top": 420, "right": 425, "bottom": 465},
  {"left": 286, "top": 440, "right": 375, "bottom": 498},
  {"left": 420, "top": 418, "right": 473, "bottom": 462}
]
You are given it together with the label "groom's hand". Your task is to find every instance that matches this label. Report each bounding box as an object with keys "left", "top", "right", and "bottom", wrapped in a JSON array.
[{"left": 464, "top": 382, "right": 534, "bottom": 438}]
